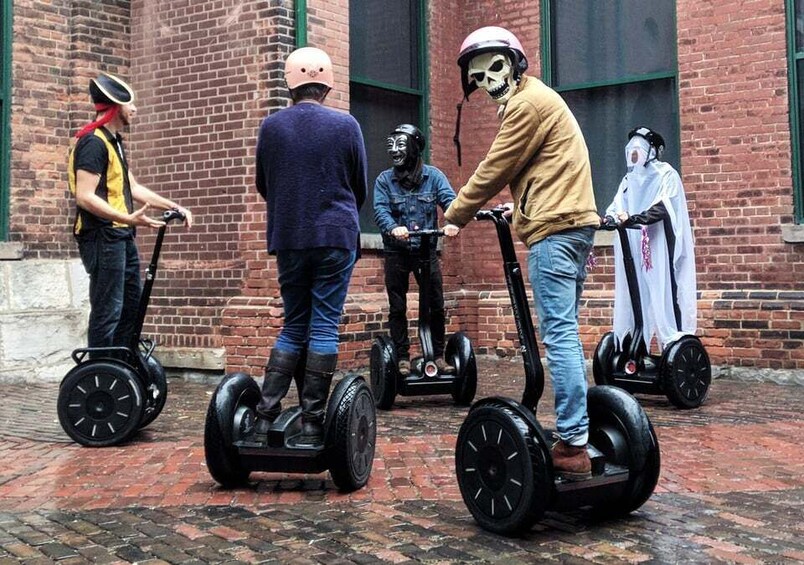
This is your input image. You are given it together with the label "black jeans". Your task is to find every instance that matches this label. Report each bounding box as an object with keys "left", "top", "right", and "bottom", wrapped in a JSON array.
[
  {"left": 77, "top": 229, "right": 142, "bottom": 351},
  {"left": 383, "top": 251, "right": 446, "bottom": 359}
]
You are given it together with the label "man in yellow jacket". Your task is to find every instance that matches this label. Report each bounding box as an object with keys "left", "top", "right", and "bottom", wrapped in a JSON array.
[{"left": 445, "top": 26, "right": 599, "bottom": 480}]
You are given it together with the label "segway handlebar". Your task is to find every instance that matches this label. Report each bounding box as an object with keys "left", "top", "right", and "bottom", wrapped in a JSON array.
[
  {"left": 407, "top": 228, "right": 445, "bottom": 237},
  {"left": 599, "top": 215, "right": 646, "bottom": 231},
  {"left": 475, "top": 206, "right": 512, "bottom": 223},
  {"left": 162, "top": 208, "right": 186, "bottom": 224}
]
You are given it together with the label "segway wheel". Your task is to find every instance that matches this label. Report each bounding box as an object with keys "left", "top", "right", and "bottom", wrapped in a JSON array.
[
  {"left": 57, "top": 361, "right": 145, "bottom": 447},
  {"left": 455, "top": 402, "right": 551, "bottom": 536},
  {"left": 204, "top": 373, "right": 259, "bottom": 487},
  {"left": 587, "top": 386, "right": 661, "bottom": 518},
  {"left": 661, "top": 336, "right": 711, "bottom": 409},
  {"left": 139, "top": 355, "right": 168, "bottom": 429},
  {"left": 592, "top": 332, "right": 617, "bottom": 386},
  {"left": 447, "top": 332, "right": 477, "bottom": 406},
  {"left": 328, "top": 377, "right": 376, "bottom": 492},
  {"left": 369, "top": 336, "right": 397, "bottom": 410}
]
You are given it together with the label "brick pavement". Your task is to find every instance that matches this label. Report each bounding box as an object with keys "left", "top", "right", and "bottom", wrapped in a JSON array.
[{"left": 0, "top": 357, "right": 803, "bottom": 563}]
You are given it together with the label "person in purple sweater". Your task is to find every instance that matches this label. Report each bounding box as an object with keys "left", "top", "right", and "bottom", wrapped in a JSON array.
[{"left": 253, "top": 47, "right": 367, "bottom": 447}]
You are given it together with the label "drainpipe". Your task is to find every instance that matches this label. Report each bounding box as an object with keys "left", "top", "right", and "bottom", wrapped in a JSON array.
[{"left": 295, "top": 0, "right": 307, "bottom": 48}]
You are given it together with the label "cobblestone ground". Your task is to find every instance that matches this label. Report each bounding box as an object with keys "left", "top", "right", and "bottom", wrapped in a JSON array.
[{"left": 1, "top": 357, "right": 803, "bottom": 564}]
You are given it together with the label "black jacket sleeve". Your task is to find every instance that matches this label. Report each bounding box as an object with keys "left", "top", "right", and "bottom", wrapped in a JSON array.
[{"left": 623, "top": 201, "right": 668, "bottom": 226}]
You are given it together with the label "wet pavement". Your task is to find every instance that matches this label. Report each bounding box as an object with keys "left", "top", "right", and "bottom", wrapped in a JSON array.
[{"left": 1, "top": 357, "right": 803, "bottom": 564}]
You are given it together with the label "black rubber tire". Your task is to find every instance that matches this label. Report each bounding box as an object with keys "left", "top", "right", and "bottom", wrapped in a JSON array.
[
  {"left": 139, "top": 355, "right": 168, "bottom": 429},
  {"left": 455, "top": 403, "right": 551, "bottom": 536},
  {"left": 661, "top": 336, "right": 711, "bottom": 409},
  {"left": 588, "top": 385, "right": 661, "bottom": 518},
  {"left": 369, "top": 337, "right": 397, "bottom": 410},
  {"left": 204, "top": 373, "right": 259, "bottom": 488},
  {"left": 592, "top": 332, "right": 617, "bottom": 386},
  {"left": 447, "top": 332, "right": 477, "bottom": 406},
  {"left": 328, "top": 377, "right": 376, "bottom": 492},
  {"left": 57, "top": 361, "right": 145, "bottom": 447}
]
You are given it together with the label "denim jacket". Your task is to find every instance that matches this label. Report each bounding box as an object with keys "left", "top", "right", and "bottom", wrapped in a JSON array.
[{"left": 373, "top": 164, "right": 456, "bottom": 251}]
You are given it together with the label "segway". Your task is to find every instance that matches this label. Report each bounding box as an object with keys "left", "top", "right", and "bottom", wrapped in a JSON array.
[
  {"left": 204, "top": 362, "right": 376, "bottom": 492},
  {"left": 57, "top": 209, "right": 185, "bottom": 447},
  {"left": 370, "top": 229, "right": 477, "bottom": 410},
  {"left": 593, "top": 216, "right": 711, "bottom": 408},
  {"left": 454, "top": 208, "right": 660, "bottom": 536}
]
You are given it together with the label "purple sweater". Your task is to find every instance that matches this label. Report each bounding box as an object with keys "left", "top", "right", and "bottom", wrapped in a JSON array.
[{"left": 255, "top": 102, "right": 367, "bottom": 253}]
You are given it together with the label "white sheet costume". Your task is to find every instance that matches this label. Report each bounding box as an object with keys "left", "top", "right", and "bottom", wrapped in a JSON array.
[{"left": 605, "top": 135, "right": 697, "bottom": 352}]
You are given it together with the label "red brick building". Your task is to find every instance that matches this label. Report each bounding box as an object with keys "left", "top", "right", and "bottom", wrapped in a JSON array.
[{"left": 1, "top": 0, "right": 802, "bottom": 379}]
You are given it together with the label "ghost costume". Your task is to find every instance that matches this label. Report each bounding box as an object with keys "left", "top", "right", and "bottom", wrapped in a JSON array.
[{"left": 605, "top": 136, "right": 697, "bottom": 352}]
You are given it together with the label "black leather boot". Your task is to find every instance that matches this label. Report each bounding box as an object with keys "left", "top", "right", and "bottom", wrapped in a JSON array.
[
  {"left": 294, "top": 352, "right": 337, "bottom": 447},
  {"left": 254, "top": 349, "right": 300, "bottom": 442}
]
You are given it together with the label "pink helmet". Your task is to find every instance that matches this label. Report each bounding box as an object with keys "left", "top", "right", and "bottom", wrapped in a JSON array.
[
  {"left": 457, "top": 26, "right": 528, "bottom": 99},
  {"left": 284, "top": 47, "right": 334, "bottom": 90}
]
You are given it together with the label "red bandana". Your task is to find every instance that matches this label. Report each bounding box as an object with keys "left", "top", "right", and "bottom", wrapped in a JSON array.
[{"left": 75, "top": 103, "right": 120, "bottom": 138}]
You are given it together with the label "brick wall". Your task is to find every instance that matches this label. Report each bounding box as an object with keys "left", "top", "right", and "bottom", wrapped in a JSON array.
[
  {"left": 9, "top": 0, "right": 131, "bottom": 258},
  {"left": 6, "top": 0, "right": 803, "bottom": 375},
  {"left": 129, "top": 0, "right": 297, "bottom": 354}
]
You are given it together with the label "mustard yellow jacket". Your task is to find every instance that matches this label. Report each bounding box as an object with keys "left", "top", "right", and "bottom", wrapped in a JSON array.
[{"left": 444, "top": 75, "right": 599, "bottom": 246}]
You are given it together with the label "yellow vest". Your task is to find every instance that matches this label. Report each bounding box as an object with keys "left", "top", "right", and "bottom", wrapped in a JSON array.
[{"left": 68, "top": 128, "right": 132, "bottom": 235}]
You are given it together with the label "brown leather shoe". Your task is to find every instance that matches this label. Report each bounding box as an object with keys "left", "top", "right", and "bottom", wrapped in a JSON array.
[
  {"left": 551, "top": 439, "right": 592, "bottom": 481},
  {"left": 435, "top": 357, "right": 456, "bottom": 375},
  {"left": 398, "top": 359, "right": 411, "bottom": 376}
]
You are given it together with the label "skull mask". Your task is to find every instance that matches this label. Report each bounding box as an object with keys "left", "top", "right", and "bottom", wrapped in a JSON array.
[{"left": 467, "top": 52, "right": 516, "bottom": 105}]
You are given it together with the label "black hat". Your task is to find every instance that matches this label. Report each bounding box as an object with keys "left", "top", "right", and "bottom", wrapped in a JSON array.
[
  {"left": 89, "top": 73, "right": 135, "bottom": 105},
  {"left": 390, "top": 124, "right": 426, "bottom": 152},
  {"left": 628, "top": 126, "right": 665, "bottom": 155}
]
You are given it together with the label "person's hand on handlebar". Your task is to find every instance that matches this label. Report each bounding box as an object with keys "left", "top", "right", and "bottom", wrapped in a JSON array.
[
  {"left": 175, "top": 206, "right": 193, "bottom": 229},
  {"left": 391, "top": 226, "right": 410, "bottom": 240},
  {"left": 501, "top": 202, "right": 514, "bottom": 218},
  {"left": 443, "top": 224, "right": 460, "bottom": 237}
]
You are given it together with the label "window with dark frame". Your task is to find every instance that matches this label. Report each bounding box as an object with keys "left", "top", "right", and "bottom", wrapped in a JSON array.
[
  {"left": 349, "top": 0, "right": 427, "bottom": 233},
  {"left": 542, "top": 0, "right": 680, "bottom": 215},
  {"left": 788, "top": 0, "right": 804, "bottom": 223}
]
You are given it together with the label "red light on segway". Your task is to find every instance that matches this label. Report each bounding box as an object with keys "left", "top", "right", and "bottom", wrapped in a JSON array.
[
  {"left": 625, "top": 360, "right": 637, "bottom": 375},
  {"left": 424, "top": 362, "right": 438, "bottom": 377}
]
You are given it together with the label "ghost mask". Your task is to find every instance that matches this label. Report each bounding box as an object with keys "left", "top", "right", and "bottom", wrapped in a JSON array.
[
  {"left": 625, "top": 136, "right": 651, "bottom": 173},
  {"left": 467, "top": 52, "right": 516, "bottom": 105}
]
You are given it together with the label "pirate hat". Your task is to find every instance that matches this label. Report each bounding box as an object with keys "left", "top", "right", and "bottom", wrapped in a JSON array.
[{"left": 89, "top": 73, "right": 135, "bottom": 105}]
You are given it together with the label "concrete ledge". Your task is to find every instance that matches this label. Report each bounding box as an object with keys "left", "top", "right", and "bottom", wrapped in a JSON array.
[
  {"left": 0, "top": 243, "right": 23, "bottom": 260},
  {"left": 593, "top": 229, "right": 614, "bottom": 247},
  {"left": 715, "top": 365, "right": 804, "bottom": 386},
  {"left": 156, "top": 347, "right": 226, "bottom": 371},
  {"left": 781, "top": 224, "right": 804, "bottom": 243}
]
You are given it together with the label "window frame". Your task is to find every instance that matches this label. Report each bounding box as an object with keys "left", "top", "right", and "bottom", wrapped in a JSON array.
[
  {"left": 349, "top": 0, "right": 429, "bottom": 239},
  {"left": 348, "top": 0, "right": 428, "bottom": 148},
  {"left": 786, "top": 0, "right": 804, "bottom": 223},
  {"left": 539, "top": 0, "right": 682, "bottom": 203},
  {"left": 0, "top": 0, "right": 11, "bottom": 240}
]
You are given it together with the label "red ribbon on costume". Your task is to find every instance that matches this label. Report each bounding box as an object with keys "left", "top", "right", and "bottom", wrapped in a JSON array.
[
  {"left": 641, "top": 226, "right": 653, "bottom": 271},
  {"left": 75, "top": 103, "right": 119, "bottom": 138}
]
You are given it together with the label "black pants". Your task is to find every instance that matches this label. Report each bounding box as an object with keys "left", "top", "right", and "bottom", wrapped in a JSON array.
[
  {"left": 77, "top": 229, "right": 142, "bottom": 351},
  {"left": 383, "top": 251, "right": 445, "bottom": 359}
]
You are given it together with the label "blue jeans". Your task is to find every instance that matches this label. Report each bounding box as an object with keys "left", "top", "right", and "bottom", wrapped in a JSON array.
[
  {"left": 527, "top": 227, "right": 595, "bottom": 446},
  {"left": 77, "top": 229, "right": 142, "bottom": 350},
  {"left": 275, "top": 247, "right": 356, "bottom": 356}
]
